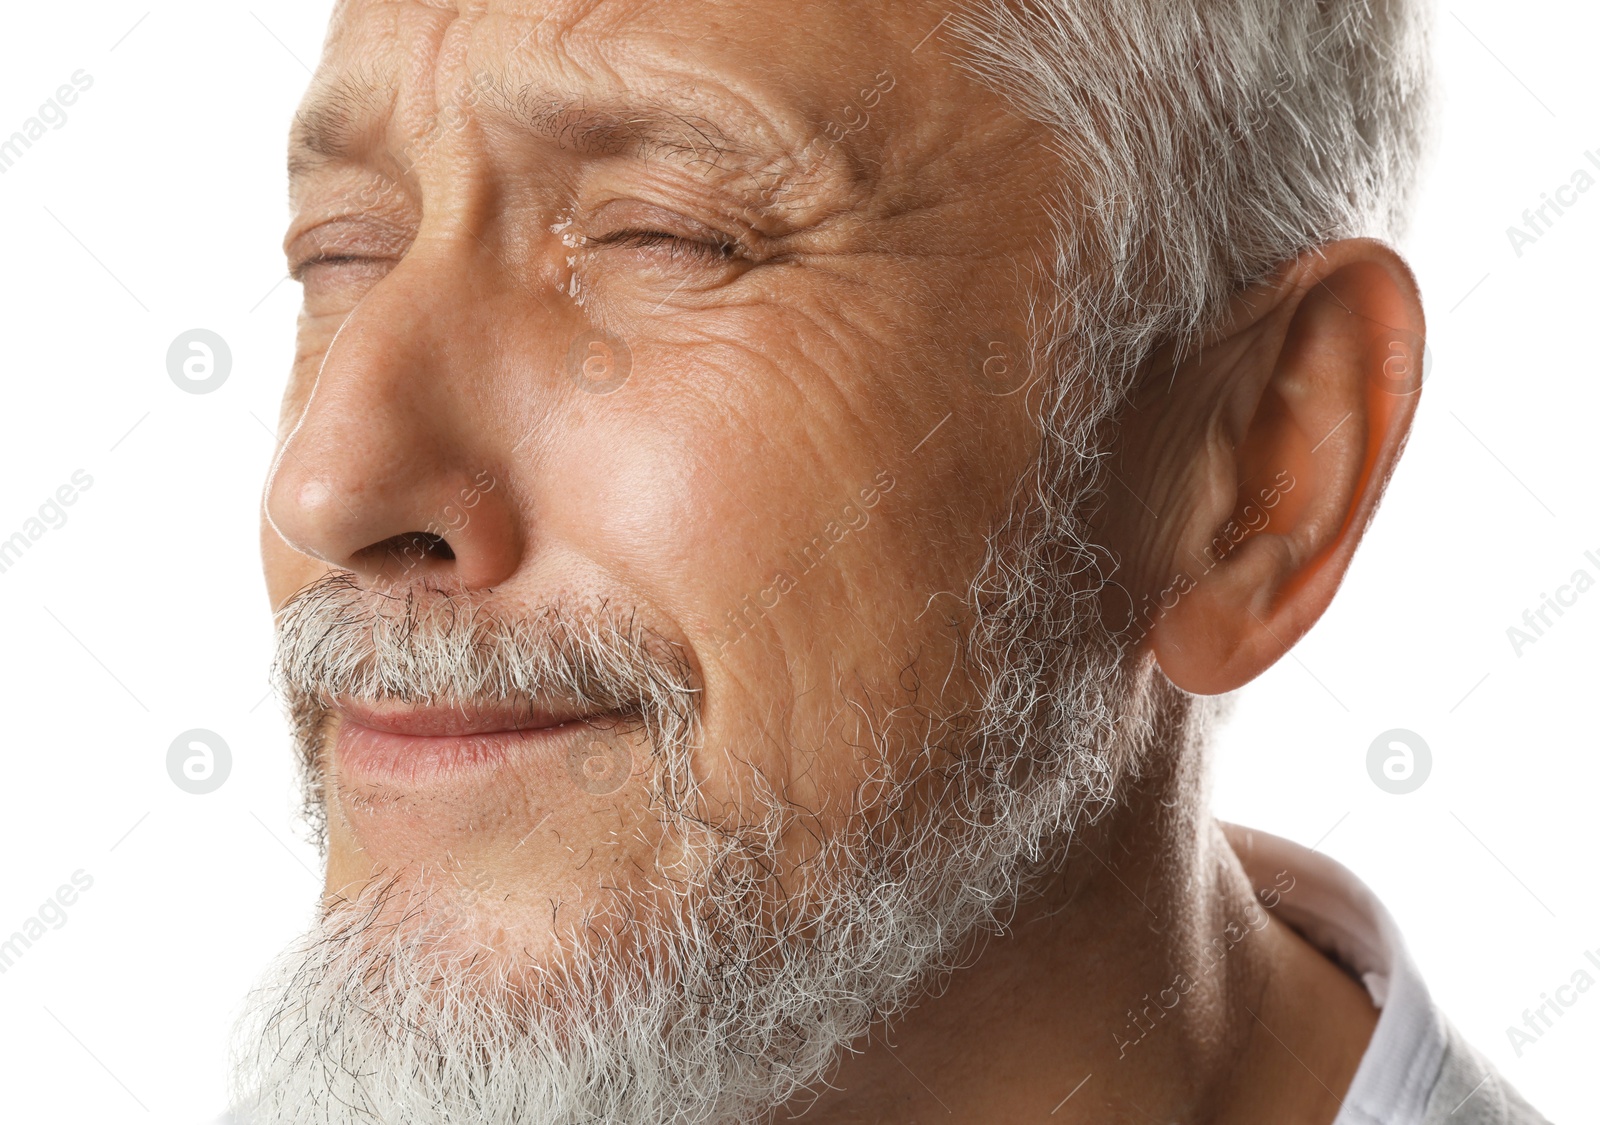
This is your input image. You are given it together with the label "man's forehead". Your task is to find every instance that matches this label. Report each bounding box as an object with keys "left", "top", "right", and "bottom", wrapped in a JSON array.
[
  {"left": 293, "top": 0, "right": 895, "bottom": 183},
  {"left": 290, "top": 71, "right": 768, "bottom": 178}
]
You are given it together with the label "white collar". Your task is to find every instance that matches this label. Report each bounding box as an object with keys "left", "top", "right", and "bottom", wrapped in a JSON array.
[{"left": 1225, "top": 823, "right": 1448, "bottom": 1125}]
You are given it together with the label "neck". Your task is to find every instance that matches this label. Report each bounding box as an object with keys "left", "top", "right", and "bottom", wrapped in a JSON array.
[{"left": 795, "top": 719, "right": 1377, "bottom": 1124}]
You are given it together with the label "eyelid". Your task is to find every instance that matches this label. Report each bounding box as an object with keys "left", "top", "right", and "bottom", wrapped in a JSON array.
[
  {"left": 285, "top": 216, "right": 412, "bottom": 279},
  {"left": 584, "top": 197, "right": 759, "bottom": 258},
  {"left": 290, "top": 253, "right": 381, "bottom": 282},
  {"left": 589, "top": 227, "right": 745, "bottom": 263}
]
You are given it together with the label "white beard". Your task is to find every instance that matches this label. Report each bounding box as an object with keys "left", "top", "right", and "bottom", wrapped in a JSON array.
[{"left": 232, "top": 516, "right": 1137, "bottom": 1123}]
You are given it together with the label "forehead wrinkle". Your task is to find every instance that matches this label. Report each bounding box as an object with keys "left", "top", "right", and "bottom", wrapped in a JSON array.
[
  {"left": 290, "top": 5, "right": 878, "bottom": 216},
  {"left": 465, "top": 64, "right": 868, "bottom": 213}
]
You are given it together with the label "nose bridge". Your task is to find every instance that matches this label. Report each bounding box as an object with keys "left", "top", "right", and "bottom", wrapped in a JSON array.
[
  {"left": 308, "top": 245, "right": 472, "bottom": 465},
  {"left": 264, "top": 239, "right": 534, "bottom": 590}
]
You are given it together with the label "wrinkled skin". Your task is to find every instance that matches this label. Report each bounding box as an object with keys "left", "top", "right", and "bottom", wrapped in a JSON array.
[{"left": 262, "top": 1, "right": 1426, "bottom": 1120}]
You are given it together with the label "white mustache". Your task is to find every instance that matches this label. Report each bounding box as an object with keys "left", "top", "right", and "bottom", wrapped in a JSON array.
[
  {"left": 272, "top": 572, "right": 698, "bottom": 713},
  {"left": 269, "top": 572, "right": 703, "bottom": 842}
]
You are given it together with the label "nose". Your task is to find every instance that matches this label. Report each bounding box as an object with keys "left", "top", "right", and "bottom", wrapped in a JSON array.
[{"left": 264, "top": 253, "right": 526, "bottom": 590}]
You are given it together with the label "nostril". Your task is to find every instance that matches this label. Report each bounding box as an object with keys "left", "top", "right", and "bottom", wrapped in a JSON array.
[{"left": 354, "top": 531, "right": 457, "bottom": 577}]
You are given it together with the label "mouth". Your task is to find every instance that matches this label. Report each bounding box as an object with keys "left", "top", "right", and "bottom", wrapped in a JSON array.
[{"left": 331, "top": 697, "right": 606, "bottom": 786}]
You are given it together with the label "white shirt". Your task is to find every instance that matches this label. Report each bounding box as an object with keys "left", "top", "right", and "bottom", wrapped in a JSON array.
[{"left": 1227, "top": 825, "right": 1551, "bottom": 1125}]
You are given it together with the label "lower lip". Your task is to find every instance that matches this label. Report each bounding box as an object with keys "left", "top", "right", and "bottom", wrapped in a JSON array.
[{"left": 333, "top": 718, "right": 579, "bottom": 786}]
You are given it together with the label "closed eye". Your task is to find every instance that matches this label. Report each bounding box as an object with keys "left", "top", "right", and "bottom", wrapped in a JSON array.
[
  {"left": 290, "top": 253, "right": 385, "bottom": 282},
  {"left": 589, "top": 228, "right": 744, "bottom": 265}
]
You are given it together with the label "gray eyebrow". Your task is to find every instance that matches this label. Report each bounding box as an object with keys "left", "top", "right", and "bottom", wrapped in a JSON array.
[
  {"left": 488, "top": 81, "right": 740, "bottom": 168},
  {"left": 288, "top": 72, "right": 392, "bottom": 179}
]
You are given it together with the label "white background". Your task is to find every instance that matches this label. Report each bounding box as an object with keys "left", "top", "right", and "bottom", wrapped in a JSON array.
[{"left": 0, "top": 2, "right": 1593, "bottom": 1121}]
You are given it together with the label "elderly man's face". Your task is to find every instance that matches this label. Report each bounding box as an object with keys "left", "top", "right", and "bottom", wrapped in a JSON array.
[
  {"left": 249, "top": 1, "right": 1430, "bottom": 1119},
  {"left": 263, "top": 0, "right": 1055, "bottom": 956}
]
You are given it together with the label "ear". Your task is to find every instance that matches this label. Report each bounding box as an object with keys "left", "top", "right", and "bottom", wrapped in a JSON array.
[{"left": 1140, "top": 239, "right": 1425, "bottom": 695}]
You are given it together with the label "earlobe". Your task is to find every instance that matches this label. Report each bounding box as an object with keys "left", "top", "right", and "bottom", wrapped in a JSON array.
[{"left": 1146, "top": 240, "right": 1426, "bottom": 695}]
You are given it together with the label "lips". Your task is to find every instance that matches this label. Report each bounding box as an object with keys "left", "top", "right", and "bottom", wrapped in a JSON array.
[
  {"left": 330, "top": 698, "right": 596, "bottom": 785},
  {"left": 335, "top": 697, "right": 593, "bottom": 737}
]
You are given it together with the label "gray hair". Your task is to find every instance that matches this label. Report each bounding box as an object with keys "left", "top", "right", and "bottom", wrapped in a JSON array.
[
  {"left": 957, "top": 0, "right": 1435, "bottom": 394},
  {"left": 950, "top": 0, "right": 1435, "bottom": 769}
]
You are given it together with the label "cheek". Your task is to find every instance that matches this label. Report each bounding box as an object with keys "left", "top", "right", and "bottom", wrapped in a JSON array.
[
  {"left": 540, "top": 409, "right": 780, "bottom": 634},
  {"left": 535, "top": 350, "right": 897, "bottom": 817},
  {"left": 539, "top": 335, "right": 849, "bottom": 647}
]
